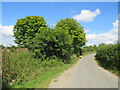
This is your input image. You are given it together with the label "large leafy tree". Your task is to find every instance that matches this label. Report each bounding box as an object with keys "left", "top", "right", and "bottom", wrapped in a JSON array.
[
  {"left": 13, "top": 16, "right": 47, "bottom": 47},
  {"left": 55, "top": 18, "right": 86, "bottom": 55},
  {"left": 28, "top": 28, "right": 73, "bottom": 63}
]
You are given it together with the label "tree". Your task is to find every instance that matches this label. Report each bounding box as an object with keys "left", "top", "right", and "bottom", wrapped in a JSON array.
[
  {"left": 13, "top": 16, "right": 47, "bottom": 47},
  {"left": 28, "top": 28, "right": 73, "bottom": 63},
  {"left": 98, "top": 43, "right": 106, "bottom": 47},
  {"left": 55, "top": 18, "right": 86, "bottom": 56}
]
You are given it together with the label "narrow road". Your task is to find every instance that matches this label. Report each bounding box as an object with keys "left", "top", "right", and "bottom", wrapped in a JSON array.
[{"left": 49, "top": 54, "right": 118, "bottom": 88}]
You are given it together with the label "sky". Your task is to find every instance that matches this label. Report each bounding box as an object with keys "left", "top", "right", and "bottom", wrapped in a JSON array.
[{"left": 0, "top": 2, "right": 119, "bottom": 46}]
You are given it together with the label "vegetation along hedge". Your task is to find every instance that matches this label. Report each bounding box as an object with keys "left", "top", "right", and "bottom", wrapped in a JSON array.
[
  {"left": 95, "top": 43, "right": 120, "bottom": 76},
  {"left": 2, "top": 16, "right": 86, "bottom": 88}
]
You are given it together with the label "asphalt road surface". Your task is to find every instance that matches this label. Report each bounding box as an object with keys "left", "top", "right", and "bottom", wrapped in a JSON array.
[{"left": 49, "top": 54, "right": 118, "bottom": 88}]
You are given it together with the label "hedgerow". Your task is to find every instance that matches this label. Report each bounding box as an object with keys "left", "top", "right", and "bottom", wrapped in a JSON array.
[
  {"left": 2, "top": 48, "right": 65, "bottom": 87},
  {"left": 95, "top": 43, "right": 120, "bottom": 75},
  {"left": 2, "top": 49, "right": 40, "bottom": 87}
]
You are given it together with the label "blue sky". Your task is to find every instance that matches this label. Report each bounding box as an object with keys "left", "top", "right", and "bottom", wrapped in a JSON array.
[{"left": 0, "top": 2, "right": 118, "bottom": 46}]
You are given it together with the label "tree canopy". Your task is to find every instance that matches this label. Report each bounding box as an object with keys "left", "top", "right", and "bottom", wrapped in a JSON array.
[
  {"left": 13, "top": 16, "right": 47, "bottom": 47},
  {"left": 55, "top": 18, "right": 86, "bottom": 47},
  {"left": 55, "top": 18, "right": 86, "bottom": 55},
  {"left": 13, "top": 16, "right": 86, "bottom": 61}
]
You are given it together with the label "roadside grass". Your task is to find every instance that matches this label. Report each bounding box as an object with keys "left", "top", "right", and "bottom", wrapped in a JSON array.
[
  {"left": 2, "top": 49, "right": 43, "bottom": 88},
  {"left": 3, "top": 48, "right": 96, "bottom": 88},
  {"left": 11, "top": 54, "right": 79, "bottom": 88},
  {"left": 12, "top": 65, "right": 70, "bottom": 88},
  {"left": 2, "top": 47, "right": 80, "bottom": 88}
]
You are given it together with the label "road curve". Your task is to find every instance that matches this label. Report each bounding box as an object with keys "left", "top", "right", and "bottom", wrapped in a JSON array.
[{"left": 49, "top": 54, "right": 118, "bottom": 88}]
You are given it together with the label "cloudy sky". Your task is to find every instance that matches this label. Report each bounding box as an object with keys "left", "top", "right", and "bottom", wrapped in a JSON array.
[{"left": 0, "top": 2, "right": 118, "bottom": 46}]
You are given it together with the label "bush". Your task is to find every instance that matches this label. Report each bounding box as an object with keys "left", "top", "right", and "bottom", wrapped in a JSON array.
[
  {"left": 28, "top": 28, "right": 73, "bottom": 63},
  {"left": 95, "top": 43, "right": 120, "bottom": 75},
  {"left": 40, "top": 58, "right": 64, "bottom": 70},
  {"left": 2, "top": 49, "right": 41, "bottom": 87}
]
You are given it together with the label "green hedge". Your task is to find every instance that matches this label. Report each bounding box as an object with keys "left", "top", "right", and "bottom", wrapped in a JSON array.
[{"left": 95, "top": 44, "right": 120, "bottom": 75}]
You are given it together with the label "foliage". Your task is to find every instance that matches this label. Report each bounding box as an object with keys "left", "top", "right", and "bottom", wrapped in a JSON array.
[
  {"left": 2, "top": 48, "right": 64, "bottom": 87},
  {"left": 2, "top": 48, "right": 80, "bottom": 88},
  {"left": 55, "top": 18, "right": 86, "bottom": 56},
  {"left": 13, "top": 16, "right": 47, "bottom": 47},
  {"left": 95, "top": 43, "right": 120, "bottom": 76},
  {"left": 3, "top": 16, "right": 87, "bottom": 88},
  {"left": 28, "top": 28, "right": 73, "bottom": 63},
  {"left": 98, "top": 43, "right": 106, "bottom": 47},
  {"left": 2, "top": 49, "right": 41, "bottom": 87},
  {"left": 13, "top": 16, "right": 86, "bottom": 60},
  {"left": 82, "top": 44, "right": 97, "bottom": 54},
  {"left": 40, "top": 58, "right": 64, "bottom": 70}
]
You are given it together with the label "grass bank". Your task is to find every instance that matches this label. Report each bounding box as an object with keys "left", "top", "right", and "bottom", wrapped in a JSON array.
[
  {"left": 12, "top": 55, "right": 80, "bottom": 88},
  {"left": 2, "top": 48, "right": 80, "bottom": 88}
]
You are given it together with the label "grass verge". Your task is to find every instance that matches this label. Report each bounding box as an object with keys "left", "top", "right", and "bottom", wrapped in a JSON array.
[{"left": 10, "top": 54, "right": 80, "bottom": 88}]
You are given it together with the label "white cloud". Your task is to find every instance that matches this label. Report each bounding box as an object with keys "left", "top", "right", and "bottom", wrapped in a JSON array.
[
  {"left": 73, "top": 9, "right": 100, "bottom": 22},
  {"left": 86, "top": 20, "right": 118, "bottom": 46},
  {"left": 0, "top": 25, "right": 15, "bottom": 46},
  {"left": 113, "top": 20, "right": 118, "bottom": 28},
  {"left": 0, "top": 25, "right": 14, "bottom": 36}
]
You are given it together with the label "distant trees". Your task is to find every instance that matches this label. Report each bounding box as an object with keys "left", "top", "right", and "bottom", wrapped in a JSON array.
[
  {"left": 13, "top": 16, "right": 86, "bottom": 63},
  {"left": 98, "top": 43, "right": 106, "bottom": 47},
  {"left": 82, "top": 44, "right": 97, "bottom": 54}
]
